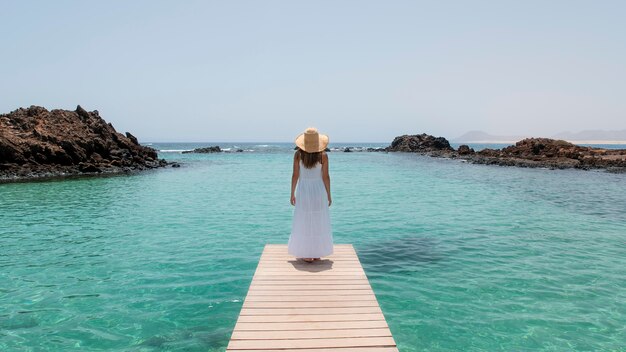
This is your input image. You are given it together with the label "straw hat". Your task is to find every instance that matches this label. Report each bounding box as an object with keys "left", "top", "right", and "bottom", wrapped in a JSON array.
[{"left": 295, "top": 127, "right": 329, "bottom": 153}]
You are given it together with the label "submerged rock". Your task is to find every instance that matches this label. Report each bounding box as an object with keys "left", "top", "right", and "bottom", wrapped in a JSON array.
[{"left": 0, "top": 105, "right": 169, "bottom": 182}]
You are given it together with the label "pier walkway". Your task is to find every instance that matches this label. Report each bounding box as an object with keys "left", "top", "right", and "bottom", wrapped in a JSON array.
[{"left": 226, "top": 244, "right": 398, "bottom": 351}]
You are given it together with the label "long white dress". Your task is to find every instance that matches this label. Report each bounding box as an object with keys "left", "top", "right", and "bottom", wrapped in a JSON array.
[{"left": 288, "top": 160, "right": 333, "bottom": 258}]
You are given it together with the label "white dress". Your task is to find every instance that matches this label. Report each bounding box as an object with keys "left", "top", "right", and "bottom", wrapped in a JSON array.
[{"left": 288, "top": 160, "right": 333, "bottom": 258}]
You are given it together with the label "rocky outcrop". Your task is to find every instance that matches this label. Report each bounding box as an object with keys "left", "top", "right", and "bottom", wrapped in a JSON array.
[
  {"left": 457, "top": 145, "right": 474, "bottom": 155},
  {"left": 0, "top": 105, "right": 170, "bottom": 182},
  {"left": 182, "top": 146, "right": 221, "bottom": 154},
  {"left": 386, "top": 134, "right": 454, "bottom": 153},
  {"left": 385, "top": 134, "right": 626, "bottom": 171},
  {"left": 470, "top": 138, "right": 626, "bottom": 170}
]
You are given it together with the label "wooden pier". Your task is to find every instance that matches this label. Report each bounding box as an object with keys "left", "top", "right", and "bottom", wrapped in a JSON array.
[{"left": 226, "top": 244, "right": 398, "bottom": 351}]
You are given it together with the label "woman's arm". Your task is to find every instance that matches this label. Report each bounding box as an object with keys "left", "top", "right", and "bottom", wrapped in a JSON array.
[
  {"left": 321, "top": 152, "right": 331, "bottom": 206},
  {"left": 290, "top": 151, "right": 300, "bottom": 206}
]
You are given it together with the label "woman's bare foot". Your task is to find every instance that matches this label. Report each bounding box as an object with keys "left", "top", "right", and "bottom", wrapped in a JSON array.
[{"left": 303, "top": 258, "right": 314, "bottom": 263}]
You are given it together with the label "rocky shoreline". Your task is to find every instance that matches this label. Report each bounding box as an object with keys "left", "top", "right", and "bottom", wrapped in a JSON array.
[
  {"left": 0, "top": 105, "right": 174, "bottom": 183},
  {"left": 4, "top": 107, "right": 623, "bottom": 183},
  {"left": 177, "top": 133, "right": 626, "bottom": 172},
  {"left": 384, "top": 134, "right": 626, "bottom": 172}
]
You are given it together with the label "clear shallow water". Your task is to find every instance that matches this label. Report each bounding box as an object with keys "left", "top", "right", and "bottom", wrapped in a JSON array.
[{"left": 1, "top": 143, "right": 625, "bottom": 351}]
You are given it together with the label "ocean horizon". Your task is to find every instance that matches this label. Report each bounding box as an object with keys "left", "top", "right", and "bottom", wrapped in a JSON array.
[
  {"left": 149, "top": 141, "right": 626, "bottom": 153},
  {"left": 1, "top": 144, "right": 624, "bottom": 351}
]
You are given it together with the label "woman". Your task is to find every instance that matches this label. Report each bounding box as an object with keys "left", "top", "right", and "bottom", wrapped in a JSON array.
[{"left": 288, "top": 127, "right": 333, "bottom": 262}]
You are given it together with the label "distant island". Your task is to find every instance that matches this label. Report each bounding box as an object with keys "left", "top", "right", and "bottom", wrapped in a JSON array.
[
  {"left": 552, "top": 130, "right": 626, "bottom": 144},
  {"left": 455, "top": 130, "right": 626, "bottom": 144}
]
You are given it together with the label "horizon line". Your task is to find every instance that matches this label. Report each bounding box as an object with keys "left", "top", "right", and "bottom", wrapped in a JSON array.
[{"left": 141, "top": 140, "right": 626, "bottom": 145}]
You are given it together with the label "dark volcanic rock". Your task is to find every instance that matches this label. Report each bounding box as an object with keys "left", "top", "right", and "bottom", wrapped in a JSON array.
[
  {"left": 182, "top": 146, "right": 222, "bottom": 154},
  {"left": 386, "top": 134, "right": 454, "bottom": 153},
  {"left": 125, "top": 132, "right": 140, "bottom": 145},
  {"left": 457, "top": 145, "right": 475, "bottom": 155},
  {"left": 468, "top": 138, "right": 626, "bottom": 170},
  {"left": 385, "top": 134, "right": 626, "bottom": 171},
  {"left": 0, "top": 105, "right": 168, "bottom": 182}
]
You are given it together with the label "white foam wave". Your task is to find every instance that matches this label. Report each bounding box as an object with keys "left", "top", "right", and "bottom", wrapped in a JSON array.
[{"left": 159, "top": 149, "right": 189, "bottom": 153}]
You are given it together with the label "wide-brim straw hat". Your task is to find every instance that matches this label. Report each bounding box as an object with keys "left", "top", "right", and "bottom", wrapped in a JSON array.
[{"left": 295, "top": 127, "right": 329, "bottom": 153}]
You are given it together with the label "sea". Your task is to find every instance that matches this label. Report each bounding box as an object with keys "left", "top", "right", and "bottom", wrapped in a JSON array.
[{"left": 1, "top": 142, "right": 625, "bottom": 351}]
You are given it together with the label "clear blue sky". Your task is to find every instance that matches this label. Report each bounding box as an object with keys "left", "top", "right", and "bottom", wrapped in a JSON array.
[{"left": 1, "top": 0, "right": 624, "bottom": 142}]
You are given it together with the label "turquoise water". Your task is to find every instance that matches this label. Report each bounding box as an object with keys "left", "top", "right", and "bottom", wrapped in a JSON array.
[{"left": 1, "top": 143, "right": 625, "bottom": 351}]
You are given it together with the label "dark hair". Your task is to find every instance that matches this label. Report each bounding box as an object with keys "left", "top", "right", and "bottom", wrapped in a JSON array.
[{"left": 298, "top": 149, "right": 322, "bottom": 169}]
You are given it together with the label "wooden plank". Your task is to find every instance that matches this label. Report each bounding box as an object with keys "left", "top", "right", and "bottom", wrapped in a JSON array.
[
  {"left": 230, "top": 348, "right": 398, "bottom": 352},
  {"left": 233, "top": 320, "right": 389, "bottom": 331},
  {"left": 243, "top": 300, "right": 379, "bottom": 308},
  {"left": 231, "top": 328, "right": 392, "bottom": 340},
  {"left": 255, "top": 261, "right": 362, "bottom": 267},
  {"left": 263, "top": 246, "right": 354, "bottom": 250},
  {"left": 251, "top": 267, "right": 365, "bottom": 275},
  {"left": 257, "top": 263, "right": 364, "bottom": 267},
  {"left": 229, "top": 348, "right": 397, "bottom": 352},
  {"left": 261, "top": 252, "right": 356, "bottom": 256},
  {"left": 261, "top": 253, "right": 356, "bottom": 263},
  {"left": 260, "top": 256, "right": 357, "bottom": 259},
  {"left": 246, "top": 289, "right": 375, "bottom": 296},
  {"left": 244, "top": 294, "right": 377, "bottom": 302},
  {"left": 227, "top": 336, "right": 397, "bottom": 349},
  {"left": 235, "top": 313, "right": 385, "bottom": 324},
  {"left": 264, "top": 244, "right": 354, "bottom": 248},
  {"left": 260, "top": 257, "right": 357, "bottom": 260},
  {"left": 248, "top": 284, "right": 372, "bottom": 291},
  {"left": 253, "top": 272, "right": 367, "bottom": 277},
  {"left": 226, "top": 244, "right": 397, "bottom": 351},
  {"left": 249, "top": 279, "right": 369, "bottom": 285},
  {"left": 255, "top": 260, "right": 361, "bottom": 266},
  {"left": 239, "top": 306, "right": 383, "bottom": 316},
  {"left": 260, "top": 256, "right": 359, "bottom": 259},
  {"left": 252, "top": 275, "right": 368, "bottom": 280}
]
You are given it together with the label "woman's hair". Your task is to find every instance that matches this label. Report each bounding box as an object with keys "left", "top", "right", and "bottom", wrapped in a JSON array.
[{"left": 298, "top": 149, "right": 322, "bottom": 169}]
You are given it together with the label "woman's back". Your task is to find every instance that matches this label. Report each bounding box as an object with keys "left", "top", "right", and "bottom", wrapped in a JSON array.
[{"left": 298, "top": 160, "right": 322, "bottom": 180}]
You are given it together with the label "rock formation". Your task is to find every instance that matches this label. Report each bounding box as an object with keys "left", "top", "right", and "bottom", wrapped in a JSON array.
[
  {"left": 471, "top": 138, "right": 626, "bottom": 170},
  {"left": 457, "top": 145, "right": 475, "bottom": 155},
  {"left": 182, "top": 146, "right": 222, "bottom": 154},
  {"left": 385, "top": 134, "right": 626, "bottom": 172},
  {"left": 386, "top": 134, "right": 454, "bottom": 153},
  {"left": 0, "top": 105, "right": 169, "bottom": 182}
]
